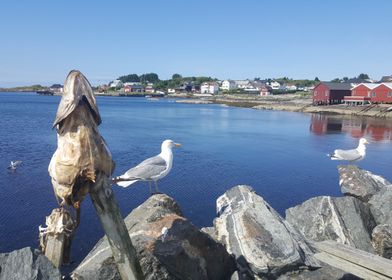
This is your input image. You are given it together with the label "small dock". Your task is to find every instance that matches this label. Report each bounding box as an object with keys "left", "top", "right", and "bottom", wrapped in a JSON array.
[{"left": 311, "top": 240, "right": 392, "bottom": 279}]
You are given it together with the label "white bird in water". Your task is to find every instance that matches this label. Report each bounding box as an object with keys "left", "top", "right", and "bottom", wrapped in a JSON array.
[
  {"left": 7, "top": 160, "right": 22, "bottom": 170},
  {"left": 114, "top": 139, "right": 181, "bottom": 193},
  {"left": 328, "top": 138, "right": 369, "bottom": 163}
]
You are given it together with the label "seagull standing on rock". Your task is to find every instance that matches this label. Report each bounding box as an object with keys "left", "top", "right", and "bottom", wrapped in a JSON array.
[
  {"left": 328, "top": 138, "right": 369, "bottom": 163},
  {"left": 114, "top": 139, "right": 181, "bottom": 193}
]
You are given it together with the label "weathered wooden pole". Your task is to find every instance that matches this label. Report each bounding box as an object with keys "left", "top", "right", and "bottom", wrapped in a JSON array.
[
  {"left": 90, "top": 173, "right": 143, "bottom": 279},
  {"left": 39, "top": 208, "right": 75, "bottom": 268},
  {"left": 42, "top": 70, "right": 144, "bottom": 279}
]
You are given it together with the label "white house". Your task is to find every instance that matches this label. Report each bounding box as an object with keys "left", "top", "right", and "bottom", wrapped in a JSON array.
[
  {"left": 236, "top": 80, "right": 263, "bottom": 92},
  {"left": 49, "top": 84, "right": 63, "bottom": 94},
  {"left": 110, "top": 80, "right": 123, "bottom": 88},
  {"left": 235, "top": 80, "right": 252, "bottom": 89},
  {"left": 200, "top": 82, "right": 219, "bottom": 94},
  {"left": 221, "top": 80, "right": 236, "bottom": 91},
  {"left": 284, "top": 84, "right": 297, "bottom": 91},
  {"left": 268, "top": 81, "right": 281, "bottom": 90}
]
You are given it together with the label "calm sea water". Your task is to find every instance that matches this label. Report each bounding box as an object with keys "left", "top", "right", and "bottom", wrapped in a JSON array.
[{"left": 1, "top": 92, "right": 391, "bottom": 268}]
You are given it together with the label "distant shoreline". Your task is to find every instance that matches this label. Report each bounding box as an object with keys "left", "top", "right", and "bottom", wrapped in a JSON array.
[
  {"left": 175, "top": 93, "right": 392, "bottom": 119},
  {"left": 3, "top": 90, "right": 392, "bottom": 119}
]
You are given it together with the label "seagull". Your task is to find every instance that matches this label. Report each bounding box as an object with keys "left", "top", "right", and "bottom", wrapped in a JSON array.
[
  {"left": 7, "top": 160, "right": 22, "bottom": 170},
  {"left": 161, "top": 226, "right": 169, "bottom": 242},
  {"left": 114, "top": 139, "right": 181, "bottom": 193},
  {"left": 328, "top": 138, "right": 369, "bottom": 163}
]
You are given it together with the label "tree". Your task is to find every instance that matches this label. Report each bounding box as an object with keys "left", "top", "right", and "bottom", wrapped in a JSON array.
[
  {"left": 195, "top": 76, "right": 214, "bottom": 85},
  {"left": 343, "top": 77, "right": 349, "bottom": 82},
  {"left": 154, "top": 80, "right": 168, "bottom": 90},
  {"left": 172, "top": 74, "right": 182, "bottom": 79},
  {"left": 358, "top": 73, "right": 369, "bottom": 80},
  {"left": 140, "top": 73, "right": 159, "bottom": 84},
  {"left": 314, "top": 77, "right": 320, "bottom": 82},
  {"left": 118, "top": 74, "right": 140, "bottom": 83},
  {"left": 331, "top": 78, "right": 341, "bottom": 83}
]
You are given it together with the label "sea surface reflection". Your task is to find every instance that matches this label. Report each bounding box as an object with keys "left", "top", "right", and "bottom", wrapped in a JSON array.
[{"left": 310, "top": 114, "right": 392, "bottom": 142}]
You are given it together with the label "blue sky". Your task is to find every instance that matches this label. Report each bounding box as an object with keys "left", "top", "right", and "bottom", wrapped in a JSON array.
[{"left": 0, "top": 0, "right": 391, "bottom": 86}]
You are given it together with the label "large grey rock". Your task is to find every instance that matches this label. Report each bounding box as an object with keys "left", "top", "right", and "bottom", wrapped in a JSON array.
[
  {"left": 278, "top": 263, "right": 361, "bottom": 280},
  {"left": 201, "top": 226, "right": 218, "bottom": 242},
  {"left": 286, "top": 196, "right": 375, "bottom": 253},
  {"left": 372, "top": 224, "right": 392, "bottom": 259},
  {"left": 368, "top": 185, "right": 392, "bottom": 226},
  {"left": 214, "top": 185, "right": 319, "bottom": 279},
  {"left": 0, "top": 247, "right": 61, "bottom": 280},
  {"left": 72, "top": 194, "right": 235, "bottom": 280},
  {"left": 338, "top": 165, "right": 391, "bottom": 201}
]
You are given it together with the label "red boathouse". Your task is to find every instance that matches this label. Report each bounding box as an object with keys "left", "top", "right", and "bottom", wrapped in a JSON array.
[
  {"left": 313, "top": 82, "right": 352, "bottom": 105},
  {"left": 343, "top": 83, "right": 376, "bottom": 105},
  {"left": 373, "top": 83, "right": 392, "bottom": 103}
]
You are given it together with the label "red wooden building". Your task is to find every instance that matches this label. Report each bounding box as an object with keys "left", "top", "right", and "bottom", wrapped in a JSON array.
[
  {"left": 373, "top": 83, "right": 392, "bottom": 103},
  {"left": 346, "top": 83, "right": 392, "bottom": 104},
  {"left": 344, "top": 83, "right": 375, "bottom": 105},
  {"left": 313, "top": 82, "right": 352, "bottom": 105}
]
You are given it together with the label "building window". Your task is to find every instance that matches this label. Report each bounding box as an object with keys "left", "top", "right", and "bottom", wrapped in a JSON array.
[
  {"left": 388, "top": 92, "right": 392, "bottom": 97},
  {"left": 325, "top": 90, "right": 328, "bottom": 97},
  {"left": 372, "top": 92, "right": 376, "bottom": 97}
]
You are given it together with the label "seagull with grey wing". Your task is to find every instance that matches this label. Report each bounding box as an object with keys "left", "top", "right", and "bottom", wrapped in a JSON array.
[
  {"left": 7, "top": 160, "right": 22, "bottom": 170},
  {"left": 328, "top": 138, "right": 369, "bottom": 163},
  {"left": 114, "top": 139, "right": 181, "bottom": 193}
]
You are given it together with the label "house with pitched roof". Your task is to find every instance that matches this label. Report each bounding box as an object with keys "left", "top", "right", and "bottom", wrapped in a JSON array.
[
  {"left": 221, "top": 80, "right": 236, "bottom": 91},
  {"left": 344, "top": 83, "right": 392, "bottom": 104},
  {"left": 372, "top": 83, "right": 392, "bottom": 103},
  {"left": 380, "top": 75, "right": 392, "bottom": 83},
  {"left": 200, "top": 82, "right": 219, "bottom": 94},
  {"left": 343, "top": 83, "right": 376, "bottom": 105},
  {"left": 313, "top": 82, "right": 352, "bottom": 105}
]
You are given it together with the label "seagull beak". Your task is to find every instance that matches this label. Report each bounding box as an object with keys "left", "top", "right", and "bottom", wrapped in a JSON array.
[
  {"left": 174, "top": 143, "right": 181, "bottom": 148},
  {"left": 365, "top": 139, "right": 370, "bottom": 144}
]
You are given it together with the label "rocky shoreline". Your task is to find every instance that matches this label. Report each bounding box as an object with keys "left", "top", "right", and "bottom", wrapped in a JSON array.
[
  {"left": 173, "top": 94, "right": 392, "bottom": 119},
  {"left": 2, "top": 165, "right": 392, "bottom": 279}
]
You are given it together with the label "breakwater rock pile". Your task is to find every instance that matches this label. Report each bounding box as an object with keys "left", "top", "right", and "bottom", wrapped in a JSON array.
[
  {"left": 1, "top": 165, "right": 392, "bottom": 279},
  {"left": 286, "top": 165, "right": 392, "bottom": 258},
  {"left": 0, "top": 247, "right": 61, "bottom": 280},
  {"left": 72, "top": 194, "right": 235, "bottom": 280}
]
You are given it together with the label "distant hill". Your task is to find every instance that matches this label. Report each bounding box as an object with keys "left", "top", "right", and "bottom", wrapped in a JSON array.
[{"left": 0, "top": 85, "right": 47, "bottom": 92}]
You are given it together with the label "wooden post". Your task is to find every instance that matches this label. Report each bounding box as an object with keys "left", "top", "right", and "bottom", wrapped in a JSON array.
[
  {"left": 90, "top": 173, "right": 144, "bottom": 280},
  {"left": 44, "top": 232, "right": 66, "bottom": 268},
  {"left": 39, "top": 208, "right": 75, "bottom": 268}
]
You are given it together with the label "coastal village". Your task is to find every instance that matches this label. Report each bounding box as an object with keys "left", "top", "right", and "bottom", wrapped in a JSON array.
[
  {"left": 36, "top": 74, "right": 392, "bottom": 107},
  {"left": 102, "top": 78, "right": 304, "bottom": 96}
]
